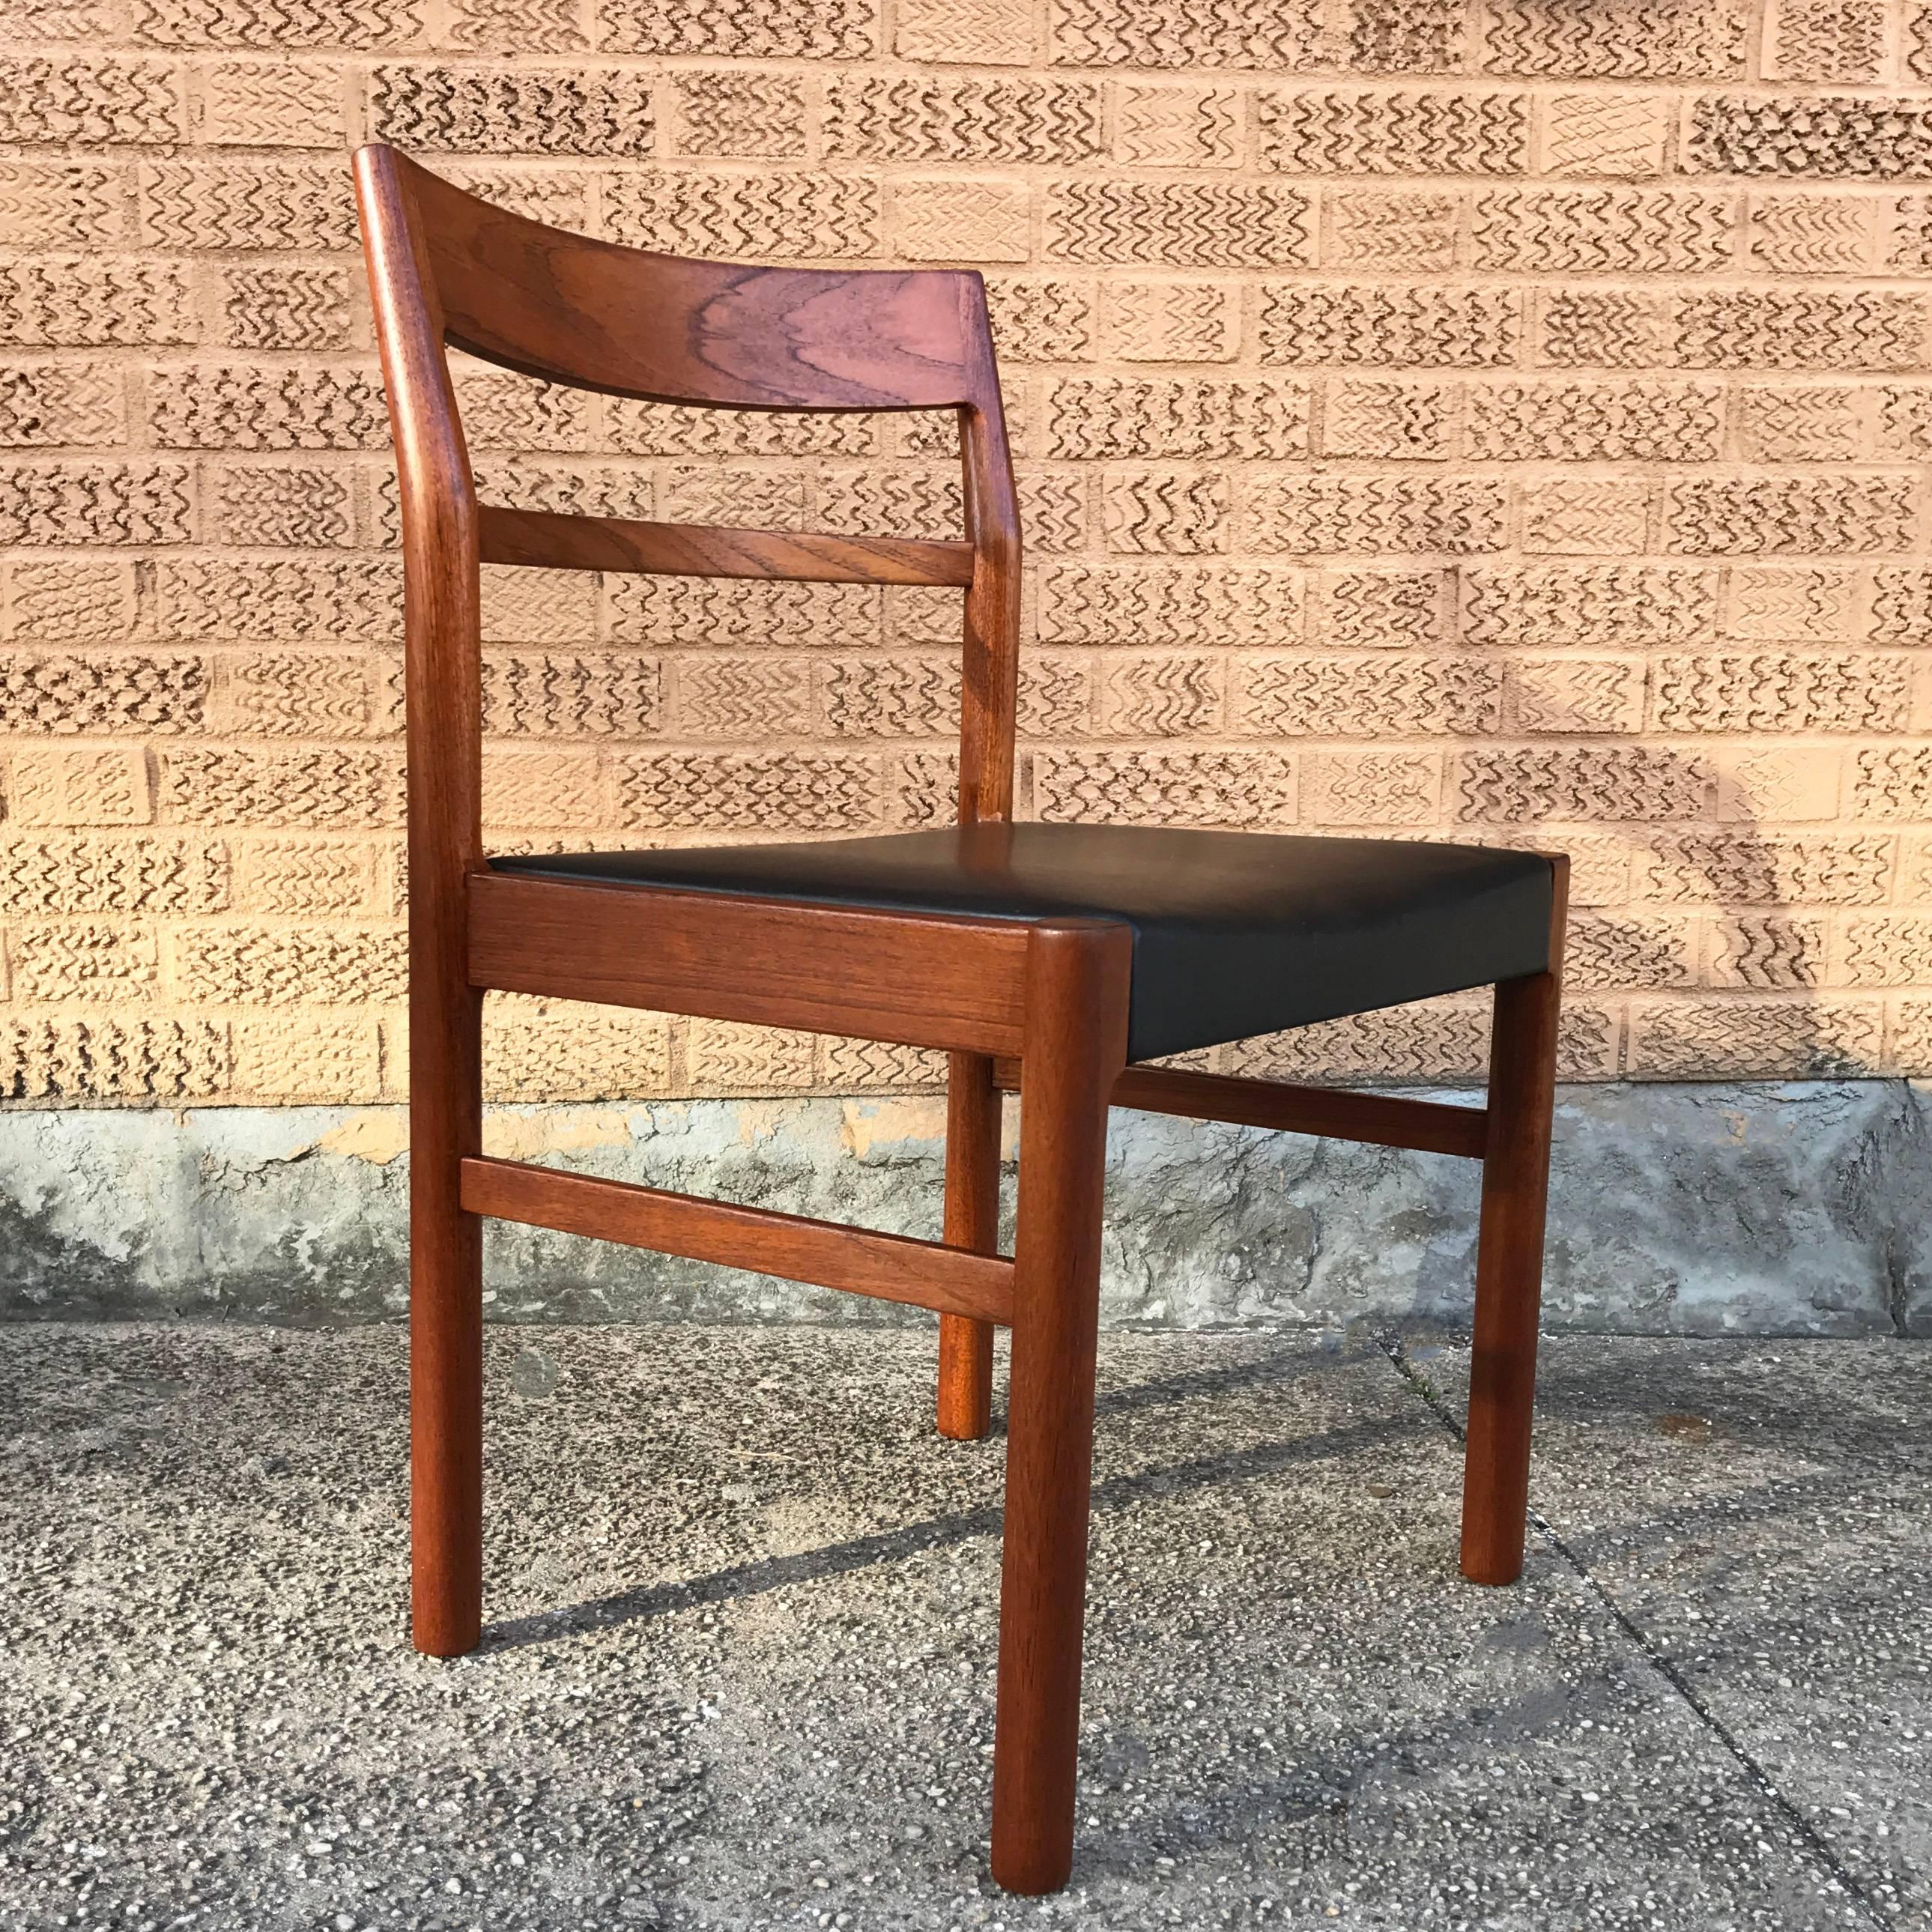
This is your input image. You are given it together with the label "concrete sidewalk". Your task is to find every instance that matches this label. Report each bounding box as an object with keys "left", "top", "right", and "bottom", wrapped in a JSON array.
[{"left": 1, "top": 1323, "right": 1925, "bottom": 1931}]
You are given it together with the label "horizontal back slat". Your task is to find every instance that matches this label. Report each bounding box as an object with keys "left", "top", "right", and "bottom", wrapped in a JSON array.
[
  {"left": 478, "top": 503, "right": 975, "bottom": 586},
  {"left": 398, "top": 152, "right": 984, "bottom": 414}
]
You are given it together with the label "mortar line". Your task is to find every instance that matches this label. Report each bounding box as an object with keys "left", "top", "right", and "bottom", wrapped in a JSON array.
[{"left": 1373, "top": 1330, "right": 1892, "bottom": 1932}]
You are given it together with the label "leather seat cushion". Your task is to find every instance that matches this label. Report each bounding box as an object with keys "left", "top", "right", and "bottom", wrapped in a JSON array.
[{"left": 489, "top": 823, "right": 1557, "bottom": 1063}]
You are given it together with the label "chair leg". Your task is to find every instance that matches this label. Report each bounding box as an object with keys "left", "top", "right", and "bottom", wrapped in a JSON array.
[
  {"left": 990, "top": 923, "right": 1130, "bottom": 1896},
  {"left": 938, "top": 1052, "right": 1002, "bottom": 1440},
  {"left": 1459, "top": 937, "right": 1565, "bottom": 1587},
  {"left": 411, "top": 979, "right": 485, "bottom": 1657}
]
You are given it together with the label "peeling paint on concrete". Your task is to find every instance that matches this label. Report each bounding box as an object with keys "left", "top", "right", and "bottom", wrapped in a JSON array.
[{"left": 0, "top": 1082, "right": 1927, "bottom": 1335}]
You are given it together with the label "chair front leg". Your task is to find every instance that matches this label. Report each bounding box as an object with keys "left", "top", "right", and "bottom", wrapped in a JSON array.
[
  {"left": 1459, "top": 863, "right": 1568, "bottom": 1587},
  {"left": 938, "top": 1051, "right": 1002, "bottom": 1440},
  {"left": 990, "top": 921, "right": 1130, "bottom": 1895},
  {"left": 411, "top": 976, "right": 486, "bottom": 1656}
]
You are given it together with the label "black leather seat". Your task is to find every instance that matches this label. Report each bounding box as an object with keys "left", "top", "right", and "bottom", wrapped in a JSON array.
[{"left": 491, "top": 823, "right": 1557, "bottom": 1064}]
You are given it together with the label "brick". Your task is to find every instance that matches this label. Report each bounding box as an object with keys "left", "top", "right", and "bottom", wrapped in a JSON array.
[
  {"left": 1710, "top": 915, "right": 1828, "bottom": 988},
  {"left": 1050, "top": 0, "right": 1318, "bottom": 69},
  {"left": 1, "top": 1017, "right": 227, "bottom": 1103},
  {"left": 675, "top": 658, "right": 811, "bottom": 737},
  {"left": 161, "top": 749, "right": 402, "bottom": 828},
  {"left": 1259, "top": 89, "right": 1528, "bottom": 175},
  {"left": 1047, "top": 378, "right": 1307, "bottom": 460},
  {"left": 134, "top": 0, "right": 426, "bottom": 48},
  {"left": 891, "top": 179, "right": 1031, "bottom": 262},
  {"left": 1455, "top": 746, "right": 1709, "bottom": 823},
  {"left": 673, "top": 72, "right": 811, "bottom": 160},
  {"left": 370, "top": 64, "right": 656, "bottom": 157},
  {"left": 897, "top": 0, "right": 1030, "bottom": 63},
  {"left": 1627, "top": 999, "right": 1880, "bottom": 1078},
  {"left": 1650, "top": 653, "right": 1909, "bottom": 734},
  {"left": 0, "top": 652, "right": 207, "bottom": 736},
  {"left": 1542, "top": 94, "right": 1671, "bottom": 176},
  {"left": 1632, "top": 833, "right": 1894, "bottom": 906},
  {"left": 1096, "top": 655, "right": 1223, "bottom": 736},
  {"left": 605, "top": 0, "right": 873, "bottom": 56},
  {"left": 233, "top": 839, "right": 375, "bottom": 915},
  {"left": 826, "top": 76, "right": 1100, "bottom": 164},
  {"left": 1232, "top": 656, "right": 1502, "bottom": 736},
  {"left": 1748, "top": 194, "right": 1880, "bottom": 273},
  {"left": 1320, "top": 380, "right": 1452, "bottom": 459},
  {"left": 4, "top": 560, "right": 141, "bottom": 642},
  {"left": 1231, "top": 999, "right": 1490, "bottom": 1085},
  {"left": 0, "top": 837, "right": 227, "bottom": 915},
  {"left": 1724, "top": 567, "right": 1859, "bottom": 642},
  {"left": 197, "top": 59, "right": 342, "bottom": 145},
  {"left": 1763, "top": 0, "right": 1886, "bottom": 81},
  {"left": 8, "top": 748, "right": 152, "bottom": 826},
  {"left": 1853, "top": 747, "right": 1932, "bottom": 821},
  {"left": 1244, "top": 476, "right": 1508, "bottom": 555},
  {"left": 13, "top": 922, "right": 159, "bottom": 1002},
  {"left": 1313, "top": 567, "right": 1450, "bottom": 649},
  {"left": 1102, "top": 470, "right": 1229, "bottom": 554},
  {"left": 1873, "top": 569, "right": 1932, "bottom": 644},
  {"left": 1047, "top": 181, "right": 1312, "bottom": 267},
  {"left": 1115, "top": 85, "right": 1240, "bottom": 167},
  {"left": 138, "top": 161, "right": 356, "bottom": 251},
  {"left": 1324, "top": 190, "right": 1459, "bottom": 272},
  {"left": 1664, "top": 475, "right": 1917, "bottom": 554},
  {"left": 1566, "top": 914, "right": 1695, "bottom": 990},
  {"left": 440, "top": 0, "right": 587, "bottom": 51},
  {"left": 1480, "top": 0, "right": 1745, "bottom": 78},
  {"left": 604, "top": 172, "right": 879, "bottom": 261},
  {"left": 1521, "top": 480, "right": 1653, "bottom": 554},
  {"left": 1465, "top": 381, "right": 1721, "bottom": 461},
  {"left": 148, "top": 366, "right": 385, "bottom": 452},
  {"left": 984, "top": 276, "right": 1094, "bottom": 363},
  {"left": 1035, "top": 748, "right": 1296, "bottom": 828},
  {"left": 1304, "top": 749, "right": 1441, "bottom": 825},
  {"left": 1715, "top": 747, "right": 1842, "bottom": 821},
  {"left": 482, "top": 999, "right": 671, "bottom": 1104},
  {"left": 617, "top": 753, "right": 882, "bottom": 830},
  {"left": 0, "top": 56, "right": 183, "bottom": 145},
  {"left": 1101, "top": 282, "right": 1240, "bottom": 363},
  {"left": 1471, "top": 190, "right": 1734, "bottom": 273},
  {"left": 157, "top": 558, "right": 402, "bottom": 639},
  {"left": 218, "top": 266, "right": 354, "bottom": 352},
  {"left": 0, "top": 163, "right": 124, "bottom": 249},
  {"left": 1510, "top": 659, "right": 1646, "bottom": 734},
  {"left": 0, "top": 463, "right": 191, "bottom": 545},
  {"left": 687, "top": 1020, "right": 818, "bottom": 1092},
  {"left": 1259, "top": 285, "right": 1521, "bottom": 366},
  {"left": 1037, "top": 564, "right": 1303, "bottom": 646},
  {"left": 0, "top": 363, "right": 125, "bottom": 448},
  {"left": 177, "top": 925, "right": 405, "bottom": 1005},
  {"left": 820, "top": 657, "right": 958, "bottom": 738},
  {"left": 608, "top": 578, "right": 879, "bottom": 649},
  {"left": 1736, "top": 387, "right": 1865, "bottom": 462},
  {"left": 1689, "top": 95, "right": 1932, "bottom": 179},
  {"left": 0, "top": 258, "right": 193, "bottom": 348},
  {"left": 209, "top": 465, "right": 352, "bottom": 548},
  {"left": 231, "top": 1017, "right": 380, "bottom": 1103},
  {"left": 480, "top": 751, "right": 605, "bottom": 828}
]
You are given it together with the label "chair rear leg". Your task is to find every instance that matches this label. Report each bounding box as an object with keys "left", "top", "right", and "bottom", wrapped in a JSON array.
[
  {"left": 938, "top": 1053, "right": 1002, "bottom": 1440},
  {"left": 990, "top": 924, "right": 1129, "bottom": 1896},
  {"left": 1460, "top": 865, "right": 1567, "bottom": 1587},
  {"left": 411, "top": 981, "right": 485, "bottom": 1656}
]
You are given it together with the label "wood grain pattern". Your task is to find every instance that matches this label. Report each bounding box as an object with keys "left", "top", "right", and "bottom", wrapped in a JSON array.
[
  {"left": 991, "top": 921, "right": 1133, "bottom": 1896},
  {"left": 461, "top": 1156, "right": 1014, "bottom": 1325},
  {"left": 468, "top": 870, "right": 1029, "bottom": 1056},
  {"left": 1460, "top": 855, "right": 1570, "bottom": 1587},
  {"left": 996, "top": 1060, "right": 1489, "bottom": 1160},
  {"left": 357, "top": 142, "right": 486, "bottom": 1662},
  {"left": 478, "top": 503, "right": 975, "bottom": 586},
  {"left": 937, "top": 1050, "right": 1003, "bottom": 1440},
  {"left": 399, "top": 148, "right": 984, "bottom": 414}
]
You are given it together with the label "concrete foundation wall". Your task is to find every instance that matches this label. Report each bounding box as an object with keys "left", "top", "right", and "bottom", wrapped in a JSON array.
[{"left": 2, "top": 1080, "right": 1926, "bottom": 1336}]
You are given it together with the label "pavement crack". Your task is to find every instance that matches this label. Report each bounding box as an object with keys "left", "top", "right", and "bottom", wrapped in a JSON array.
[{"left": 1374, "top": 1329, "right": 1894, "bottom": 1932}]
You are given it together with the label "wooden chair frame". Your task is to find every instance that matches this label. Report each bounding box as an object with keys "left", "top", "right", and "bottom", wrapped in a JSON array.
[{"left": 356, "top": 145, "right": 1569, "bottom": 1897}]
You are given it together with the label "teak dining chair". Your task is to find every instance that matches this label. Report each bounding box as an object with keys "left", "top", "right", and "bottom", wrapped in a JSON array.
[{"left": 355, "top": 144, "right": 1569, "bottom": 1897}]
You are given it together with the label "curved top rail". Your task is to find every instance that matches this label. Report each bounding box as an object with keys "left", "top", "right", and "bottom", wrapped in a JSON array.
[{"left": 364, "top": 146, "right": 989, "bottom": 414}]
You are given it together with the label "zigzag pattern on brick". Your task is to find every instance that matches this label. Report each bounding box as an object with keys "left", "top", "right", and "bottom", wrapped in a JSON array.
[
  {"left": 676, "top": 658, "right": 811, "bottom": 736},
  {"left": 1347, "top": 0, "right": 1465, "bottom": 73},
  {"left": 0, "top": 163, "right": 123, "bottom": 248},
  {"left": 1244, "top": 476, "right": 1509, "bottom": 554},
  {"left": 1542, "top": 94, "right": 1669, "bottom": 175},
  {"left": 370, "top": 66, "right": 656, "bottom": 157},
  {"left": 1103, "top": 470, "right": 1229, "bottom": 554},
  {"left": 1037, "top": 564, "right": 1303, "bottom": 645},
  {"left": 177, "top": 926, "right": 407, "bottom": 1005},
  {"left": 1103, "top": 284, "right": 1238, "bottom": 363},
  {"left": 482, "top": 655, "right": 661, "bottom": 738},
  {"left": 1664, "top": 476, "right": 1919, "bottom": 555},
  {"left": 220, "top": 266, "right": 350, "bottom": 351},
  {"left": 1725, "top": 566, "right": 1857, "bottom": 640},
  {"left": 1628, "top": 1000, "right": 1880, "bottom": 1078},
  {"left": 1233, "top": 656, "right": 1502, "bottom": 736},
  {"left": 1650, "top": 653, "right": 1909, "bottom": 733},
  {"left": 675, "top": 73, "right": 807, "bottom": 158},
  {"left": 1260, "top": 285, "right": 1521, "bottom": 366},
  {"left": 1748, "top": 196, "right": 1877, "bottom": 273},
  {"left": 0, "top": 838, "right": 228, "bottom": 916},
  {"left": 1046, "top": 379, "right": 1308, "bottom": 459},
  {"left": 1049, "top": 0, "right": 1321, "bottom": 68},
  {"left": 157, "top": 558, "right": 402, "bottom": 638},
  {"left": 1321, "top": 381, "right": 1451, "bottom": 459},
  {"left": 603, "top": 172, "right": 879, "bottom": 259},
  {"left": 617, "top": 753, "right": 882, "bottom": 829},
  {"left": 1, "top": 1017, "right": 228, "bottom": 1102},
  {"left": 1853, "top": 747, "right": 1932, "bottom": 821},
  {"left": 133, "top": 0, "right": 424, "bottom": 46},
  {"left": 1466, "top": 381, "right": 1721, "bottom": 461},
  {"left": 445, "top": 0, "right": 584, "bottom": 49},
  {"left": 161, "top": 750, "right": 405, "bottom": 828},
  {"left": 597, "top": 0, "right": 873, "bottom": 58},
  {"left": 1324, "top": 191, "right": 1458, "bottom": 272},
  {"left": 0, "top": 463, "right": 191, "bottom": 545},
  {"left": 984, "top": 278, "right": 1095, "bottom": 362},
  {"left": 0, "top": 57, "right": 182, "bottom": 145},
  {"left": 1690, "top": 97, "right": 1932, "bottom": 179},
  {"left": 1260, "top": 89, "right": 1528, "bottom": 175},
  {"left": 138, "top": 161, "right": 357, "bottom": 250},
  {"left": 211, "top": 464, "right": 351, "bottom": 547},
  {"left": 1480, "top": 0, "right": 1745, "bottom": 77},
  {"left": 0, "top": 653, "right": 208, "bottom": 735},
  {"left": 1047, "top": 181, "right": 1311, "bottom": 267},
  {"left": 0, "top": 258, "right": 193, "bottom": 348},
  {"left": 1632, "top": 833, "right": 1894, "bottom": 906},
  {"left": 1456, "top": 745, "right": 1710, "bottom": 821},
  {"left": 1035, "top": 749, "right": 1296, "bottom": 827},
  {"left": 1459, "top": 565, "right": 1719, "bottom": 645},
  {"left": 1097, "top": 656, "right": 1222, "bottom": 735},
  {"left": 1765, "top": 0, "right": 1886, "bottom": 82},
  {"left": 1871, "top": 569, "right": 1932, "bottom": 644},
  {"left": 825, "top": 77, "right": 1101, "bottom": 163},
  {"left": 820, "top": 658, "right": 960, "bottom": 737},
  {"left": 1470, "top": 190, "right": 1735, "bottom": 273}
]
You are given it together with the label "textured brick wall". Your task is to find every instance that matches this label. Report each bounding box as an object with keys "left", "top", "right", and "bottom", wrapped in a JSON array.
[{"left": 4, "top": 0, "right": 1932, "bottom": 1106}]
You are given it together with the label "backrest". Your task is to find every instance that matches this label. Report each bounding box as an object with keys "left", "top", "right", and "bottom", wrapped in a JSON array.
[{"left": 352, "top": 144, "right": 1023, "bottom": 882}]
